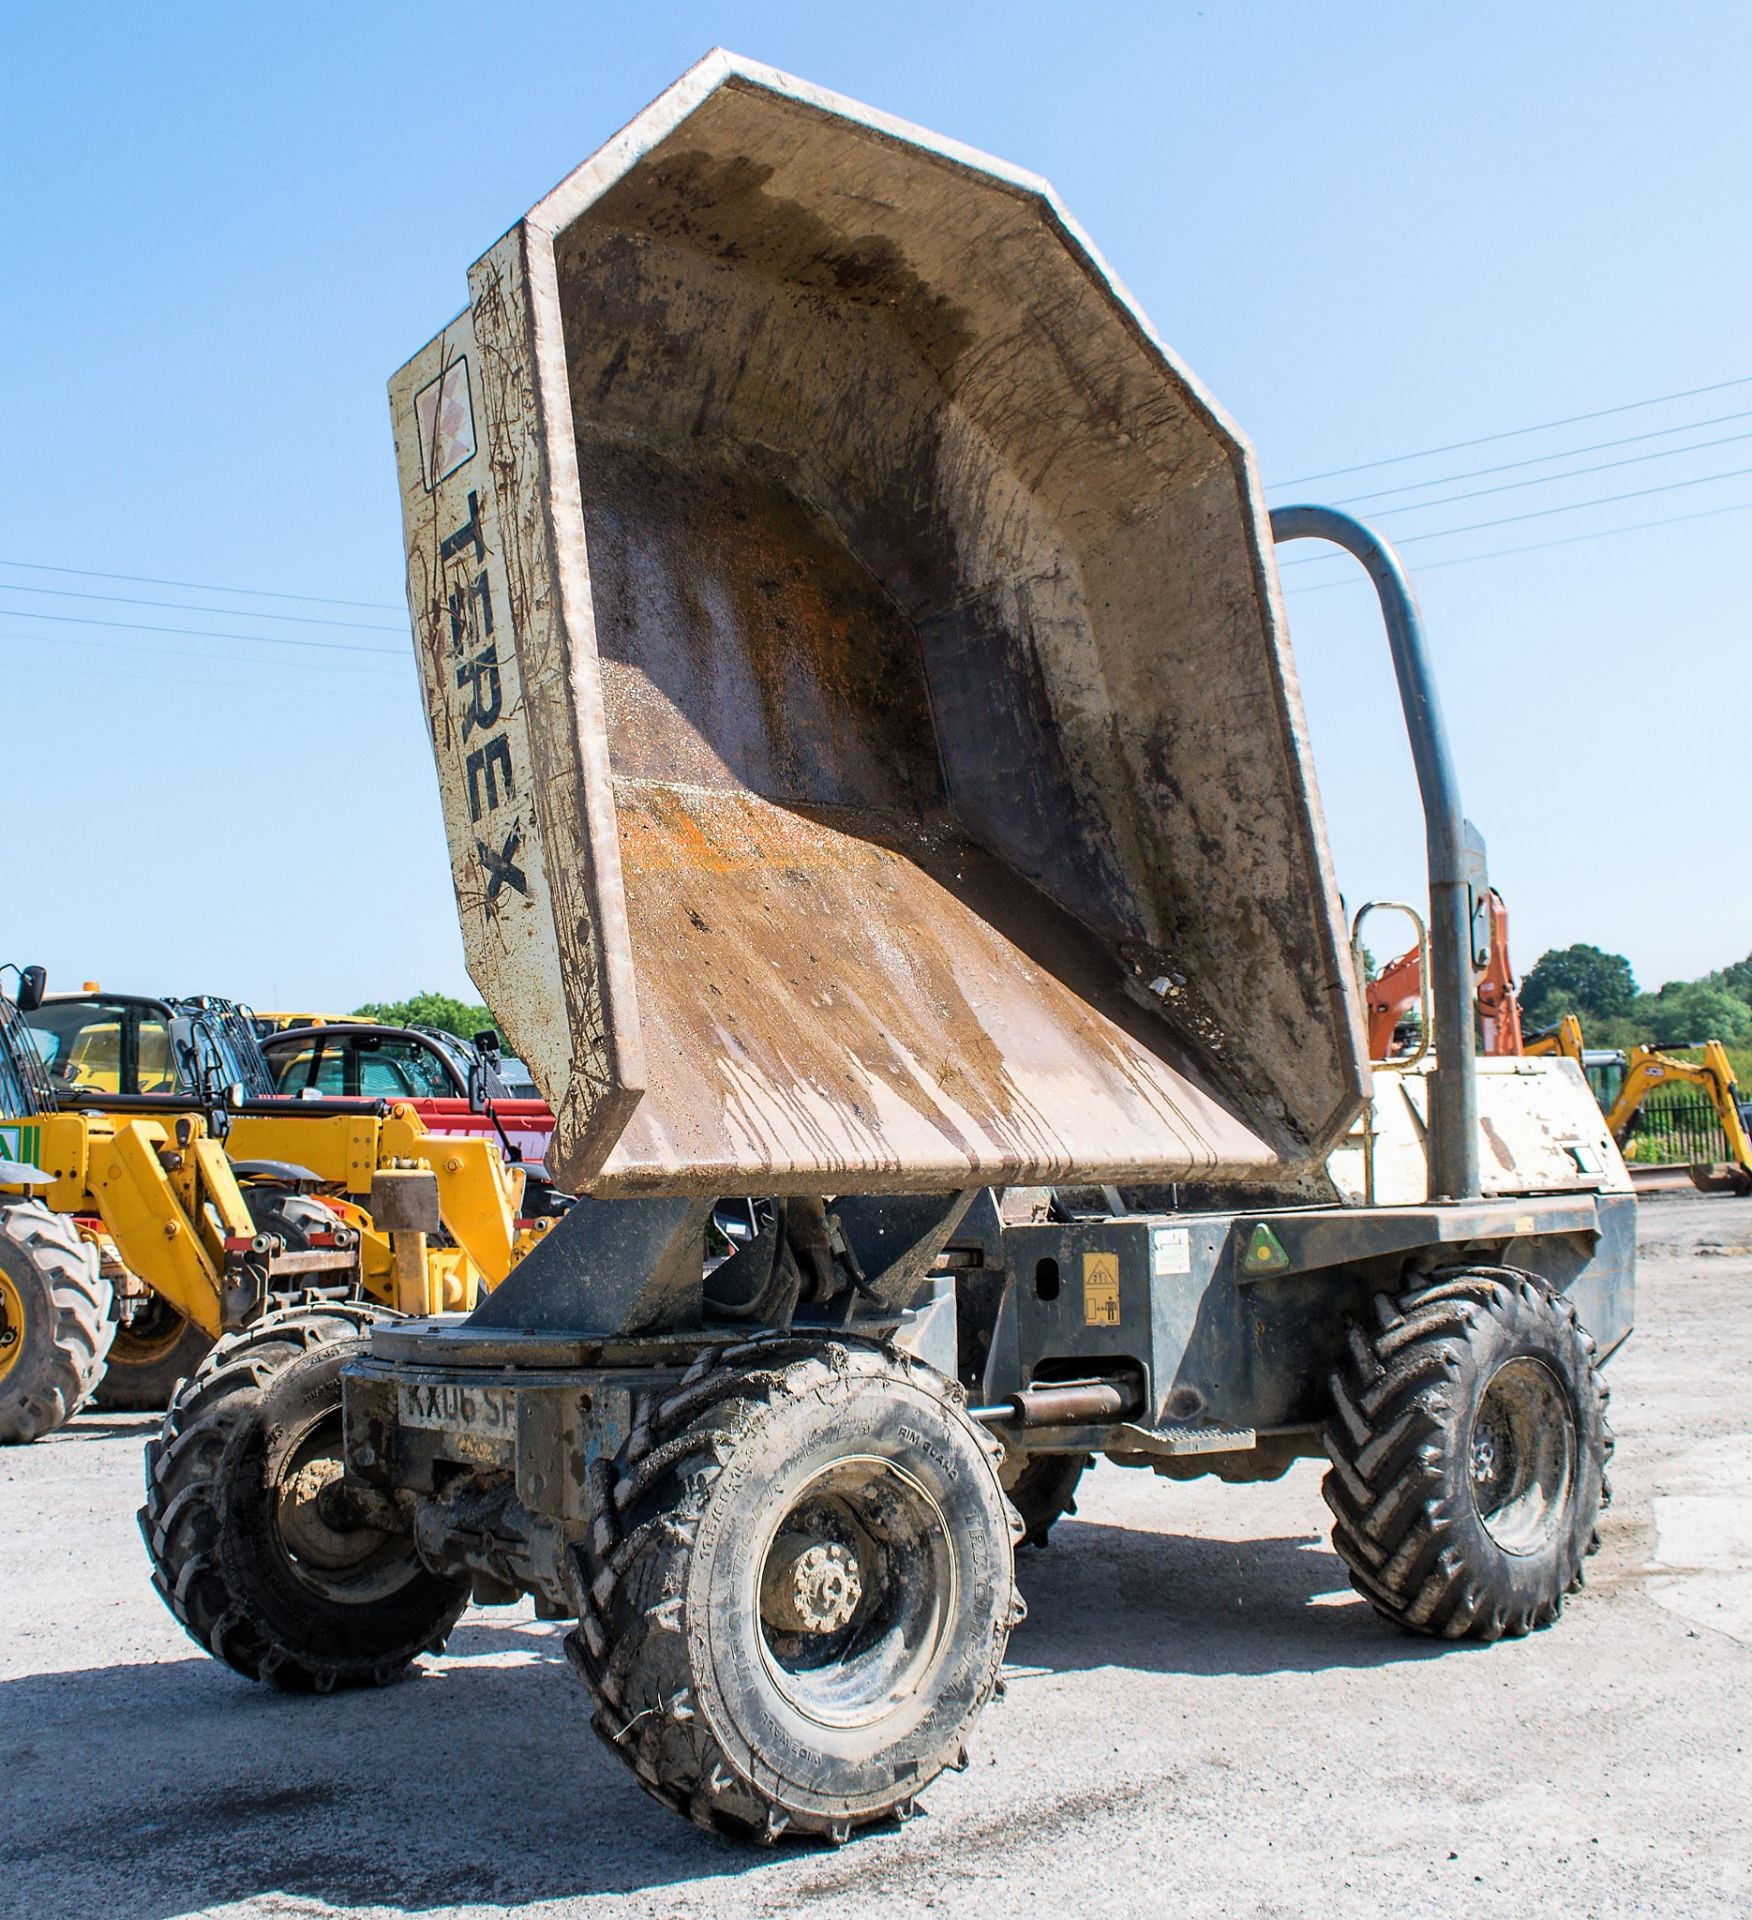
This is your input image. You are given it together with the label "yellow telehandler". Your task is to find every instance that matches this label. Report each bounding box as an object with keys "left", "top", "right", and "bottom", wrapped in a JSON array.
[
  {"left": 2, "top": 964, "right": 335, "bottom": 1441},
  {"left": 1, "top": 969, "right": 539, "bottom": 1436}
]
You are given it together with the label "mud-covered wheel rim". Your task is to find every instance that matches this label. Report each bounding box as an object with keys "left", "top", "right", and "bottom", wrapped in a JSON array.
[
  {"left": 110, "top": 1294, "right": 193, "bottom": 1368},
  {"left": 270, "top": 1411, "right": 415, "bottom": 1607},
  {"left": 756, "top": 1454, "right": 957, "bottom": 1731},
  {"left": 1470, "top": 1356, "right": 1576, "bottom": 1555},
  {"left": 0, "top": 1269, "right": 24, "bottom": 1386}
]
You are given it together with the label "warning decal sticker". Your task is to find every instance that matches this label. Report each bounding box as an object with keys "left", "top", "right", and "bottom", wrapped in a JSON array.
[
  {"left": 414, "top": 357, "right": 477, "bottom": 491},
  {"left": 1082, "top": 1250, "right": 1121, "bottom": 1327}
]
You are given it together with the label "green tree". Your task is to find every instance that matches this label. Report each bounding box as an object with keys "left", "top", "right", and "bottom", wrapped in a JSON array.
[
  {"left": 1708, "top": 953, "right": 1752, "bottom": 1006},
  {"left": 1633, "top": 981, "right": 1752, "bottom": 1048},
  {"left": 1586, "top": 1013, "right": 1647, "bottom": 1052},
  {"left": 1520, "top": 944, "right": 1637, "bottom": 1030},
  {"left": 351, "top": 991, "right": 495, "bottom": 1040}
]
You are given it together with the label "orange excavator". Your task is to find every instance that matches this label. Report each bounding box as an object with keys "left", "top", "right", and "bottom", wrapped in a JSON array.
[
  {"left": 1364, "top": 900, "right": 1751, "bottom": 1194},
  {"left": 1366, "top": 886, "right": 1524, "bottom": 1059}
]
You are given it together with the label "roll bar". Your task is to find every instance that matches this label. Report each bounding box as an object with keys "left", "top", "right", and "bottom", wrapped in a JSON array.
[{"left": 1270, "top": 505, "right": 1480, "bottom": 1201}]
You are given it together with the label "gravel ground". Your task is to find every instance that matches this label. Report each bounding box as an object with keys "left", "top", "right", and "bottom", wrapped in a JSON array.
[{"left": 3, "top": 1187, "right": 1748, "bottom": 1920}]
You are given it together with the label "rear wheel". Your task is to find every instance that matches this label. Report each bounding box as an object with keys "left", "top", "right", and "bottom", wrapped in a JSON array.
[
  {"left": 1000, "top": 1450, "right": 1090, "bottom": 1548},
  {"left": 95, "top": 1292, "right": 214, "bottom": 1411},
  {"left": 567, "top": 1333, "right": 1023, "bottom": 1841},
  {"left": 139, "top": 1302, "right": 468, "bottom": 1689},
  {"left": 0, "top": 1201, "right": 115, "bottom": 1443},
  {"left": 1322, "top": 1268, "right": 1610, "bottom": 1640}
]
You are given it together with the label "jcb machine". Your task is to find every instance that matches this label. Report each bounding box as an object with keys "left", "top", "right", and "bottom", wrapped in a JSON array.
[
  {"left": 95, "top": 1074, "right": 528, "bottom": 1410},
  {"left": 1, "top": 967, "right": 364, "bottom": 1442},
  {"left": 1596, "top": 1040, "right": 1752, "bottom": 1195},
  {"left": 1, "top": 980, "right": 531, "bottom": 1430},
  {"left": 143, "top": 56, "right": 1634, "bottom": 1843}
]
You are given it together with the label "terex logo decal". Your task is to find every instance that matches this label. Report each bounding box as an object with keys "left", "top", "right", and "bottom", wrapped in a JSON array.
[{"left": 437, "top": 486, "right": 529, "bottom": 912}]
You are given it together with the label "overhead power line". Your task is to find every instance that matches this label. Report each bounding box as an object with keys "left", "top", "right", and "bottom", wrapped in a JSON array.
[
  {"left": 2, "top": 607, "right": 409, "bottom": 658},
  {"left": 3, "top": 654, "right": 406, "bottom": 701},
  {"left": 0, "top": 625, "right": 407, "bottom": 677},
  {"left": 1267, "top": 373, "right": 1752, "bottom": 489},
  {"left": 1344, "top": 428, "right": 1752, "bottom": 520},
  {"left": 0, "top": 555, "right": 404, "bottom": 614},
  {"left": 1277, "top": 496, "right": 1752, "bottom": 594},
  {"left": 0, "top": 580, "right": 405, "bottom": 634},
  {"left": 1332, "top": 407, "right": 1752, "bottom": 506},
  {"left": 1278, "top": 461, "right": 1752, "bottom": 565}
]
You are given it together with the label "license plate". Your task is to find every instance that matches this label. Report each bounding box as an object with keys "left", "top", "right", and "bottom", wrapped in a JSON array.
[{"left": 398, "top": 1380, "right": 516, "bottom": 1447}]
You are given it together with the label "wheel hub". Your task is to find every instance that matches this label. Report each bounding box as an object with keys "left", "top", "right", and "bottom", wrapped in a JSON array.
[
  {"left": 1470, "top": 1356, "right": 1577, "bottom": 1556},
  {"left": 276, "top": 1455, "right": 384, "bottom": 1573},
  {"left": 753, "top": 1457, "right": 958, "bottom": 1732},
  {"left": 762, "top": 1533, "right": 864, "bottom": 1635},
  {"left": 0, "top": 1271, "right": 24, "bottom": 1386},
  {"left": 1471, "top": 1422, "right": 1503, "bottom": 1500}
]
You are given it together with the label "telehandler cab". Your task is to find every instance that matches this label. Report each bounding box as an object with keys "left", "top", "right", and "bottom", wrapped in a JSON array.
[{"left": 142, "top": 55, "right": 1633, "bottom": 1845}]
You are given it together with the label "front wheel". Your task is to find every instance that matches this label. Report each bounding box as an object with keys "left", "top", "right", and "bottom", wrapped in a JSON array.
[
  {"left": 139, "top": 1303, "right": 469, "bottom": 1689},
  {"left": 0, "top": 1201, "right": 115, "bottom": 1443},
  {"left": 567, "top": 1334, "right": 1023, "bottom": 1842},
  {"left": 1322, "top": 1268, "right": 1611, "bottom": 1641}
]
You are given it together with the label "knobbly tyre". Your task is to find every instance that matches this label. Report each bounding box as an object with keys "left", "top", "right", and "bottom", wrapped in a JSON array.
[
  {"left": 0, "top": 965, "right": 114, "bottom": 1444},
  {"left": 141, "top": 54, "right": 1632, "bottom": 1844}
]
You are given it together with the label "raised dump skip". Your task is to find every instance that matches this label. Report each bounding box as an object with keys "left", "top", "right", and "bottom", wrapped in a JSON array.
[{"left": 389, "top": 51, "right": 1368, "bottom": 1197}]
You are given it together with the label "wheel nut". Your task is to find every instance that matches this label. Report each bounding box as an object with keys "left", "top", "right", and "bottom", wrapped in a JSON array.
[{"left": 761, "top": 1534, "right": 862, "bottom": 1635}]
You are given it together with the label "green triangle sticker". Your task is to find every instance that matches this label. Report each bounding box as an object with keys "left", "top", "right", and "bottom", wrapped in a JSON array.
[{"left": 1241, "top": 1221, "right": 1290, "bottom": 1274}]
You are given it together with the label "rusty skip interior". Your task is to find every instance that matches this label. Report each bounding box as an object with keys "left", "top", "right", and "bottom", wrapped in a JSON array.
[{"left": 513, "top": 73, "right": 1363, "bottom": 1192}]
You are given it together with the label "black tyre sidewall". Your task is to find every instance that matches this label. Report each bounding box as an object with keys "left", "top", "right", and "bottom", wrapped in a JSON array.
[
  {"left": 1440, "top": 1299, "right": 1606, "bottom": 1619},
  {"left": 214, "top": 1336, "right": 466, "bottom": 1684},
  {"left": 686, "top": 1371, "right": 1011, "bottom": 1821},
  {"left": 0, "top": 1205, "right": 112, "bottom": 1441}
]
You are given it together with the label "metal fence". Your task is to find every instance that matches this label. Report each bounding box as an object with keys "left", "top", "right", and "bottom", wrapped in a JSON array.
[{"left": 1622, "top": 1089, "right": 1730, "bottom": 1166}]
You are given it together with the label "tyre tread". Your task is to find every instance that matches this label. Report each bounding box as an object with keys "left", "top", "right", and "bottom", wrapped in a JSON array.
[
  {"left": 0, "top": 1201, "right": 116, "bottom": 1443},
  {"left": 1321, "top": 1267, "right": 1612, "bottom": 1642},
  {"left": 566, "top": 1333, "right": 1017, "bottom": 1840},
  {"left": 139, "top": 1301, "right": 463, "bottom": 1690}
]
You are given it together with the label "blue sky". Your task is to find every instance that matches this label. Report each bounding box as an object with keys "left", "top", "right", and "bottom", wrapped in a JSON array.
[{"left": 5, "top": 1, "right": 1746, "bottom": 1010}]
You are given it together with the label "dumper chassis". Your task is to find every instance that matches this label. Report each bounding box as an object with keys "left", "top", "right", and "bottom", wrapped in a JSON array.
[
  {"left": 140, "top": 55, "right": 1635, "bottom": 1847},
  {"left": 142, "top": 1176, "right": 1629, "bottom": 1837}
]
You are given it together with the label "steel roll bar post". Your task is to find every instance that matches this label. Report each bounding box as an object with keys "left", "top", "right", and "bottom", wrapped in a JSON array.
[{"left": 1269, "top": 504, "right": 1480, "bottom": 1202}]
